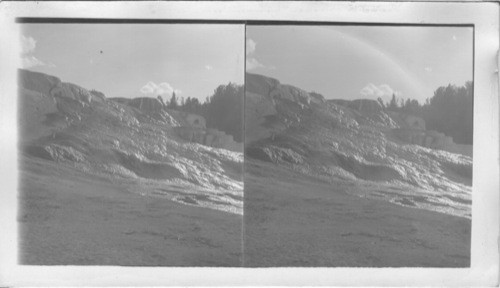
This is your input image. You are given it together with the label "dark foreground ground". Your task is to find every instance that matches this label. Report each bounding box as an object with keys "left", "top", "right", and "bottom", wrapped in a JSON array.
[
  {"left": 18, "top": 156, "right": 470, "bottom": 267},
  {"left": 243, "top": 159, "right": 471, "bottom": 267},
  {"left": 19, "top": 157, "right": 242, "bottom": 266}
]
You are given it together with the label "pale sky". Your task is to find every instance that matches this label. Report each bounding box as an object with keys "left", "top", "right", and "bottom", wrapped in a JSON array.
[
  {"left": 20, "top": 24, "right": 244, "bottom": 102},
  {"left": 246, "top": 26, "right": 473, "bottom": 104}
]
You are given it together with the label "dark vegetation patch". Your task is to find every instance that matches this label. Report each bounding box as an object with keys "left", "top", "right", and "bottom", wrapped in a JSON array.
[
  {"left": 394, "top": 198, "right": 417, "bottom": 207},
  {"left": 333, "top": 152, "right": 402, "bottom": 182},
  {"left": 114, "top": 150, "right": 183, "bottom": 180},
  {"left": 23, "top": 145, "right": 53, "bottom": 161},
  {"left": 443, "top": 194, "right": 472, "bottom": 205},
  {"left": 441, "top": 161, "right": 472, "bottom": 180}
]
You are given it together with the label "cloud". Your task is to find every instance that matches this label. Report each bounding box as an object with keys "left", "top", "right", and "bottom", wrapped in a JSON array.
[
  {"left": 452, "top": 35, "right": 457, "bottom": 41},
  {"left": 246, "top": 38, "right": 274, "bottom": 71},
  {"left": 424, "top": 67, "right": 433, "bottom": 73},
  {"left": 246, "top": 38, "right": 256, "bottom": 55},
  {"left": 360, "top": 83, "right": 399, "bottom": 100},
  {"left": 205, "top": 65, "right": 213, "bottom": 70},
  {"left": 22, "top": 55, "right": 46, "bottom": 68},
  {"left": 21, "top": 35, "right": 36, "bottom": 54},
  {"left": 140, "top": 81, "right": 181, "bottom": 100},
  {"left": 246, "top": 58, "right": 265, "bottom": 70},
  {"left": 20, "top": 35, "right": 54, "bottom": 68}
]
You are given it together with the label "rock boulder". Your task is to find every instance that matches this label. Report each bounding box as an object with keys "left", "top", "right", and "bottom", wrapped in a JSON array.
[{"left": 129, "top": 97, "right": 164, "bottom": 114}]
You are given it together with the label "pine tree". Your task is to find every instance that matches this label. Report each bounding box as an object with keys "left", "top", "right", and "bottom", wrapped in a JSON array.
[
  {"left": 388, "top": 93, "right": 398, "bottom": 110},
  {"left": 168, "top": 91, "right": 178, "bottom": 109}
]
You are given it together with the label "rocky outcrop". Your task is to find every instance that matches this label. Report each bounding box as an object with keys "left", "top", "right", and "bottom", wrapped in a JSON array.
[
  {"left": 245, "top": 73, "right": 328, "bottom": 144},
  {"left": 175, "top": 126, "right": 242, "bottom": 152},
  {"left": 244, "top": 73, "right": 472, "bottom": 220},
  {"left": 55, "top": 83, "right": 93, "bottom": 105},
  {"left": 393, "top": 128, "right": 472, "bottom": 156},
  {"left": 309, "top": 92, "right": 326, "bottom": 104},
  {"left": 19, "top": 69, "right": 244, "bottom": 207},
  {"left": 347, "top": 99, "right": 384, "bottom": 115},
  {"left": 246, "top": 73, "right": 281, "bottom": 97},
  {"left": 129, "top": 97, "right": 164, "bottom": 114},
  {"left": 18, "top": 69, "right": 107, "bottom": 143},
  {"left": 246, "top": 146, "right": 304, "bottom": 165},
  {"left": 18, "top": 69, "right": 61, "bottom": 97},
  {"left": 391, "top": 114, "right": 471, "bottom": 156},
  {"left": 185, "top": 113, "right": 206, "bottom": 129},
  {"left": 175, "top": 113, "right": 242, "bottom": 152},
  {"left": 328, "top": 99, "right": 398, "bottom": 129},
  {"left": 245, "top": 91, "right": 279, "bottom": 143},
  {"left": 386, "top": 111, "right": 426, "bottom": 130},
  {"left": 89, "top": 89, "right": 106, "bottom": 100},
  {"left": 107, "top": 98, "right": 241, "bottom": 152},
  {"left": 246, "top": 73, "right": 325, "bottom": 106},
  {"left": 19, "top": 87, "right": 59, "bottom": 143},
  {"left": 329, "top": 99, "right": 384, "bottom": 114},
  {"left": 271, "top": 84, "right": 324, "bottom": 106},
  {"left": 18, "top": 69, "right": 103, "bottom": 106},
  {"left": 403, "top": 114, "right": 425, "bottom": 130}
]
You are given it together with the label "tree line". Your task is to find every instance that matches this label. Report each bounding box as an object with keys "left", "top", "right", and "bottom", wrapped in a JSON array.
[
  {"left": 160, "top": 81, "right": 473, "bottom": 145},
  {"left": 380, "top": 81, "right": 473, "bottom": 145},
  {"left": 163, "top": 83, "right": 244, "bottom": 142}
]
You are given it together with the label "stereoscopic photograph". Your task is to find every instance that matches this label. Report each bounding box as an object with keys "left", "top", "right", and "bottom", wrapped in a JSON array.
[
  {"left": 244, "top": 25, "right": 473, "bottom": 267},
  {"left": 18, "top": 23, "right": 244, "bottom": 266},
  {"left": 2, "top": 1, "right": 499, "bottom": 286},
  {"left": 17, "top": 22, "right": 474, "bottom": 268}
]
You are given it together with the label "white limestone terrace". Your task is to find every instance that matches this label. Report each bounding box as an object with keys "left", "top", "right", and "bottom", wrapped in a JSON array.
[
  {"left": 18, "top": 68, "right": 243, "bottom": 215},
  {"left": 245, "top": 73, "right": 472, "bottom": 218}
]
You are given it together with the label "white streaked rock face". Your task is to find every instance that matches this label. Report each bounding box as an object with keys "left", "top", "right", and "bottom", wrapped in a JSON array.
[{"left": 245, "top": 73, "right": 472, "bottom": 218}]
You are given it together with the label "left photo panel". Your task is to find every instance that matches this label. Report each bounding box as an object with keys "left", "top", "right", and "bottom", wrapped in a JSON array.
[{"left": 17, "top": 23, "right": 244, "bottom": 266}]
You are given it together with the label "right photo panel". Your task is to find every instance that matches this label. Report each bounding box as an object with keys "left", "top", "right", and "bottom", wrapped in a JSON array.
[{"left": 244, "top": 25, "right": 473, "bottom": 267}]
